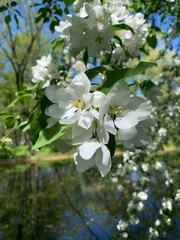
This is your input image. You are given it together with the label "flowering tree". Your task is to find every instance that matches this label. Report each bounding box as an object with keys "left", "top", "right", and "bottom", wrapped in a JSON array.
[
  {"left": 0, "top": 0, "right": 179, "bottom": 239},
  {"left": 1, "top": 0, "right": 179, "bottom": 174},
  {"left": 26, "top": 0, "right": 159, "bottom": 177}
]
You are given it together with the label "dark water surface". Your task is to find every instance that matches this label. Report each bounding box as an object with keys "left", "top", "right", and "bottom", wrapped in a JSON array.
[{"left": 0, "top": 156, "right": 179, "bottom": 240}]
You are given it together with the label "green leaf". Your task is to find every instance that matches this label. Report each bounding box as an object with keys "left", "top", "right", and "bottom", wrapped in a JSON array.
[
  {"left": 7, "top": 93, "right": 35, "bottom": 109},
  {"left": 112, "top": 24, "right": 135, "bottom": 34},
  {"left": 32, "top": 123, "right": 70, "bottom": 150},
  {"left": 106, "top": 134, "right": 116, "bottom": 158},
  {"left": 11, "top": 1, "right": 17, "bottom": 7},
  {"left": 83, "top": 48, "right": 88, "bottom": 67},
  {"left": 147, "top": 35, "right": 157, "bottom": 49},
  {"left": 5, "top": 117, "right": 16, "bottom": 129},
  {"left": 29, "top": 111, "right": 47, "bottom": 145},
  {"left": 111, "top": 35, "right": 122, "bottom": 46},
  {"left": 64, "top": 0, "right": 75, "bottom": 6},
  {"left": 139, "top": 79, "right": 156, "bottom": 91},
  {"left": 5, "top": 15, "right": 11, "bottom": 24},
  {"left": 0, "top": 6, "right": 7, "bottom": 12},
  {"left": 102, "top": 61, "right": 156, "bottom": 93},
  {"left": 14, "top": 13, "right": 19, "bottom": 28},
  {"left": 85, "top": 66, "right": 105, "bottom": 80}
]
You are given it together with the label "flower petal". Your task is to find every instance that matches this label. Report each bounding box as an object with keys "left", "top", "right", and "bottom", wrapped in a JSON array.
[
  {"left": 79, "top": 139, "right": 101, "bottom": 160},
  {"left": 108, "top": 81, "right": 130, "bottom": 107},
  {"left": 97, "top": 123, "right": 109, "bottom": 144},
  {"left": 78, "top": 111, "right": 94, "bottom": 129},
  {"left": 45, "top": 86, "right": 68, "bottom": 104},
  {"left": 59, "top": 109, "right": 80, "bottom": 124},
  {"left": 83, "top": 93, "right": 94, "bottom": 110},
  {"left": 118, "top": 127, "right": 138, "bottom": 141},
  {"left": 67, "top": 73, "right": 91, "bottom": 99},
  {"left": 52, "top": 139, "right": 72, "bottom": 153},
  {"left": 45, "top": 104, "right": 65, "bottom": 119},
  {"left": 104, "top": 114, "right": 117, "bottom": 135},
  {"left": 95, "top": 144, "right": 111, "bottom": 177},
  {"left": 74, "top": 151, "right": 95, "bottom": 172},
  {"left": 115, "top": 111, "right": 139, "bottom": 129},
  {"left": 92, "top": 91, "right": 105, "bottom": 108},
  {"left": 69, "top": 124, "right": 92, "bottom": 145}
]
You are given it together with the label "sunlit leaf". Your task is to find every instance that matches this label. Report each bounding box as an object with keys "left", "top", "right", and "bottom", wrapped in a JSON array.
[
  {"left": 112, "top": 24, "right": 135, "bottom": 34},
  {"left": 28, "top": 111, "right": 48, "bottom": 145},
  {"left": 102, "top": 61, "right": 156, "bottom": 93},
  {"left": 32, "top": 123, "right": 71, "bottom": 150}
]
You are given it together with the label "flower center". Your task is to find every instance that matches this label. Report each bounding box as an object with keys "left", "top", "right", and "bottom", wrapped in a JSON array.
[
  {"left": 72, "top": 100, "right": 85, "bottom": 109},
  {"left": 95, "top": 35, "right": 103, "bottom": 44},
  {"left": 109, "top": 105, "right": 123, "bottom": 116}
]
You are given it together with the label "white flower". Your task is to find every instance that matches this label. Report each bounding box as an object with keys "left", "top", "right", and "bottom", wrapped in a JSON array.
[
  {"left": 72, "top": 60, "right": 86, "bottom": 72},
  {"left": 85, "top": 26, "right": 115, "bottom": 57},
  {"left": 74, "top": 139, "right": 112, "bottom": 177},
  {"left": 158, "top": 127, "right": 167, "bottom": 137},
  {"left": 137, "top": 201, "right": 144, "bottom": 211},
  {"left": 55, "top": 2, "right": 115, "bottom": 57},
  {"left": 56, "top": 15, "right": 88, "bottom": 56},
  {"left": 155, "top": 219, "right": 161, "bottom": 226},
  {"left": 45, "top": 73, "right": 97, "bottom": 129},
  {"left": 31, "top": 55, "right": 58, "bottom": 88},
  {"left": 142, "top": 163, "right": 149, "bottom": 172},
  {"left": 137, "top": 191, "right": 148, "bottom": 201},
  {"left": 117, "top": 219, "right": 128, "bottom": 231},
  {"left": 85, "top": 4, "right": 111, "bottom": 30},
  {"left": 175, "top": 189, "right": 180, "bottom": 202},
  {"left": 98, "top": 80, "right": 153, "bottom": 150},
  {"left": 162, "top": 199, "right": 173, "bottom": 211}
]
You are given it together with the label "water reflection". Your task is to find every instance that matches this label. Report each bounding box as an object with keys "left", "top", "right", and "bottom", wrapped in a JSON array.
[{"left": 0, "top": 157, "right": 179, "bottom": 240}]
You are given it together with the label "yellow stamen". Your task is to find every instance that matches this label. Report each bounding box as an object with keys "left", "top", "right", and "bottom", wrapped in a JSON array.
[
  {"left": 95, "top": 35, "right": 103, "bottom": 44},
  {"left": 109, "top": 105, "right": 123, "bottom": 116},
  {"left": 72, "top": 100, "right": 85, "bottom": 109}
]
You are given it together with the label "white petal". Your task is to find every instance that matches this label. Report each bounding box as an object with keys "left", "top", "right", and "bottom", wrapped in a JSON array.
[
  {"left": 97, "top": 123, "right": 109, "bottom": 144},
  {"left": 118, "top": 127, "right": 138, "bottom": 141},
  {"left": 59, "top": 109, "right": 80, "bottom": 124},
  {"left": 100, "top": 143, "right": 111, "bottom": 165},
  {"left": 95, "top": 145, "right": 111, "bottom": 177},
  {"left": 83, "top": 93, "right": 94, "bottom": 109},
  {"left": 45, "top": 104, "right": 65, "bottom": 119},
  {"left": 122, "top": 140, "right": 136, "bottom": 152},
  {"left": 71, "top": 125, "right": 92, "bottom": 145},
  {"left": 92, "top": 91, "right": 105, "bottom": 108},
  {"left": 115, "top": 111, "right": 139, "bottom": 129},
  {"left": 104, "top": 114, "right": 117, "bottom": 135},
  {"left": 90, "top": 109, "right": 99, "bottom": 119},
  {"left": 108, "top": 81, "right": 130, "bottom": 107},
  {"left": 78, "top": 111, "right": 94, "bottom": 129},
  {"left": 99, "top": 97, "right": 111, "bottom": 122},
  {"left": 46, "top": 118, "right": 58, "bottom": 128},
  {"left": 132, "top": 127, "right": 150, "bottom": 147},
  {"left": 45, "top": 85, "right": 64, "bottom": 103},
  {"left": 52, "top": 139, "right": 72, "bottom": 153},
  {"left": 74, "top": 151, "right": 95, "bottom": 172},
  {"left": 67, "top": 73, "right": 91, "bottom": 99},
  {"left": 125, "top": 96, "right": 145, "bottom": 110},
  {"left": 79, "top": 139, "right": 101, "bottom": 160},
  {"left": 138, "top": 118, "right": 155, "bottom": 128}
]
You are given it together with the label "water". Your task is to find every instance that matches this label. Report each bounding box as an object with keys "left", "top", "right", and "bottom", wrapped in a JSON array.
[{"left": 0, "top": 155, "right": 179, "bottom": 240}]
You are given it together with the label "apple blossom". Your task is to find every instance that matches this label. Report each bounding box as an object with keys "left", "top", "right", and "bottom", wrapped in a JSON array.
[
  {"left": 98, "top": 80, "right": 153, "bottom": 150},
  {"left": 74, "top": 139, "right": 112, "bottom": 177},
  {"left": 31, "top": 54, "right": 59, "bottom": 88}
]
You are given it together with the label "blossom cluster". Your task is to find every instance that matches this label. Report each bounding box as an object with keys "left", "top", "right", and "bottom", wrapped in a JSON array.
[
  {"left": 44, "top": 72, "right": 153, "bottom": 176},
  {"left": 31, "top": 55, "right": 59, "bottom": 88},
  {"left": 55, "top": 0, "right": 148, "bottom": 60}
]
